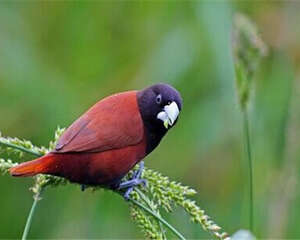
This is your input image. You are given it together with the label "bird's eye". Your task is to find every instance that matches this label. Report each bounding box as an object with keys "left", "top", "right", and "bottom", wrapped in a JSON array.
[{"left": 156, "top": 94, "right": 162, "bottom": 104}]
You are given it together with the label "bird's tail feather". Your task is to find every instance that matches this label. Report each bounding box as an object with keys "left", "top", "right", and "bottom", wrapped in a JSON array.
[{"left": 10, "top": 154, "right": 54, "bottom": 177}]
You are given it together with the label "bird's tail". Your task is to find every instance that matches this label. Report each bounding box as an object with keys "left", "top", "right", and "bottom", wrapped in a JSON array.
[{"left": 10, "top": 154, "right": 54, "bottom": 177}]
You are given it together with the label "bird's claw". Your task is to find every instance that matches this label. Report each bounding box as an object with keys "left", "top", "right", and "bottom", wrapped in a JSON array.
[
  {"left": 122, "top": 179, "right": 147, "bottom": 200},
  {"left": 139, "top": 178, "right": 147, "bottom": 188},
  {"left": 123, "top": 188, "right": 133, "bottom": 200},
  {"left": 118, "top": 161, "right": 146, "bottom": 200}
]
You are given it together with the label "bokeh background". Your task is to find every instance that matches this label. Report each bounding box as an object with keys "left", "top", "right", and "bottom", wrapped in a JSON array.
[{"left": 1, "top": 1, "right": 300, "bottom": 239}]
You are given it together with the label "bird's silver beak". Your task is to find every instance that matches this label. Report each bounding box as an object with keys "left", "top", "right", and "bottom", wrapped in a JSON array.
[{"left": 157, "top": 102, "right": 180, "bottom": 129}]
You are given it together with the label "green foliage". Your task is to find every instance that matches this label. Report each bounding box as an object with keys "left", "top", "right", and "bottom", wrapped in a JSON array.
[
  {"left": 131, "top": 206, "right": 164, "bottom": 239},
  {"left": 131, "top": 168, "right": 229, "bottom": 239},
  {"left": 0, "top": 158, "right": 17, "bottom": 174},
  {"left": 0, "top": 127, "right": 229, "bottom": 240},
  {"left": 130, "top": 190, "right": 166, "bottom": 240},
  {"left": 48, "top": 127, "right": 66, "bottom": 151}
]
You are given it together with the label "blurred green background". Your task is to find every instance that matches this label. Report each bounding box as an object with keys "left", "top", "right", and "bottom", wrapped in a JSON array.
[{"left": 1, "top": 1, "right": 300, "bottom": 239}]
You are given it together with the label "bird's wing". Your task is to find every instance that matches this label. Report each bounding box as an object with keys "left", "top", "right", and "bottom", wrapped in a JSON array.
[{"left": 55, "top": 91, "right": 144, "bottom": 153}]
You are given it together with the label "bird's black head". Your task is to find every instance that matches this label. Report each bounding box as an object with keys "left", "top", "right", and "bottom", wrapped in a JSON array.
[{"left": 137, "top": 83, "right": 182, "bottom": 154}]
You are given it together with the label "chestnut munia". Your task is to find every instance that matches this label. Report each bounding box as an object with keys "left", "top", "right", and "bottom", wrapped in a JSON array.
[{"left": 10, "top": 83, "right": 182, "bottom": 197}]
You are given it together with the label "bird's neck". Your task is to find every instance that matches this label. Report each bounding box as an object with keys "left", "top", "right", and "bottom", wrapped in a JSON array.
[
  {"left": 136, "top": 90, "right": 168, "bottom": 154},
  {"left": 143, "top": 122, "right": 167, "bottom": 155}
]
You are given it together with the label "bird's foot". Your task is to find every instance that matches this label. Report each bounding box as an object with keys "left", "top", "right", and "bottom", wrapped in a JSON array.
[{"left": 118, "top": 161, "right": 147, "bottom": 200}]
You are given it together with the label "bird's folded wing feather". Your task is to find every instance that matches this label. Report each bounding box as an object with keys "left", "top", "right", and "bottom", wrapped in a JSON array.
[{"left": 55, "top": 91, "right": 144, "bottom": 153}]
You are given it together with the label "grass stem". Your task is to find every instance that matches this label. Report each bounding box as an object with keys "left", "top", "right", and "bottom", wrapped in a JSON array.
[
  {"left": 22, "top": 190, "right": 43, "bottom": 240},
  {"left": 243, "top": 110, "right": 253, "bottom": 232},
  {"left": 0, "top": 141, "right": 42, "bottom": 157}
]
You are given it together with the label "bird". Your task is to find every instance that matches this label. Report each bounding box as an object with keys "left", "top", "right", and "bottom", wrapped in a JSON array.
[{"left": 10, "top": 83, "right": 182, "bottom": 198}]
